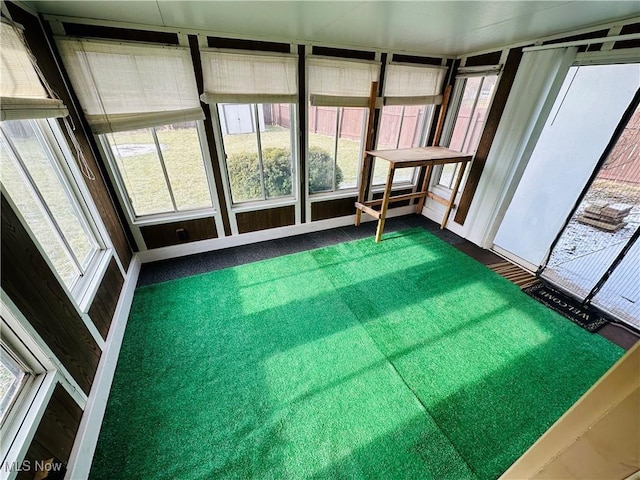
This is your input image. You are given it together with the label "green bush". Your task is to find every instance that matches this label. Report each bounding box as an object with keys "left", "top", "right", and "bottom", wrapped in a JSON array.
[
  {"left": 227, "top": 146, "right": 342, "bottom": 201},
  {"left": 308, "top": 146, "right": 343, "bottom": 193},
  {"left": 227, "top": 147, "right": 292, "bottom": 201},
  {"left": 263, "top": 148, "right": 293, "bottom": 198}
]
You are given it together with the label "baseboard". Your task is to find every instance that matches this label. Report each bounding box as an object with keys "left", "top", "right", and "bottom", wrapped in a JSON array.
[
  {"left": 138, "top": 205, "right": 417, "bottom": 263},
  {"left": 65, "top": 256, "right": 141, "bottom": 480}
]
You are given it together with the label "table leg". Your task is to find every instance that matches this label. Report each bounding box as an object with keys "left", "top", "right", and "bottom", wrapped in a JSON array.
[
  {"left": 355, "top": 155, "right": 372, "bottom": 226},
  {"left": 441, "top": 161, "right": 468, "bottom": 229},
  {"left": 375, "top": 165, "right": 395, "bottom": 242},
  {"left": 415, "top": 164, "right": 433, "bottom": 214}
]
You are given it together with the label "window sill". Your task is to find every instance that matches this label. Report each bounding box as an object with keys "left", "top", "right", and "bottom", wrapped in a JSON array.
[
  {"left": 131, "top": 208, "right": 218, "bottom": 227},
  {"left": 309, "top": 189, "right": 359, "bottom": 202},
  {"left": 231, "top": 197, "right": 297, "bottom": 213}
]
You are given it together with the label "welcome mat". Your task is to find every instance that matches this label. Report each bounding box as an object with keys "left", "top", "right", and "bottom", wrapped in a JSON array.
[{"left": 524, "top": 282, "right": 609, "bottom": 332}]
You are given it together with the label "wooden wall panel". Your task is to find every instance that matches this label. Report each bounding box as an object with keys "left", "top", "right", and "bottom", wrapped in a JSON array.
[
  {"left": 311, "top": 189, "right": 414, "bottom": 222},
  {"left": 453, "top": 47, "right": 523, "bottom": 225},
  {"left": 140, "top": 217, "right": 218, "bottom": 249},
  {"left": 207, "top": 36, "right": 290, "bottom": 52},
  {"left": 16, "top": 385, "right": 83, "bottom": 480},
  {"left": 392, "top": 53, "right": 444, "bottom": 65},
  {"left": 6, "top": 3, "right": 135, "bottom": 267},
  {"left": 1, "top": 195, "right": 100, "bottom": 394},
  {"left": 63, "top": 22, "right": 179, "bottom": 43},
  {"left": 236, "top": 206, "right": 295, "bottom": 233},
  {"left": 88, "top": 259, "right": 124, "bottom": 339},
  {"left": 312, "top": 197, "right": 358, "bottom": 221},
  {"left": 464, "top": 50, "right": 502, "bottom": 67}
]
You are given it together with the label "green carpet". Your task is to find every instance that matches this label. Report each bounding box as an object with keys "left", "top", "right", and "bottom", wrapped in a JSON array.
[{"left": 90, "top": 228, "right": 623, "bottom": 479}]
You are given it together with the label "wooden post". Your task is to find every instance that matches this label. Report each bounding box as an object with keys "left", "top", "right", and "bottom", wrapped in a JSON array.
[
  {"left": 432, "top": 84, "right": 452, "bottom": 147},
  {"left": 415, "top": 164, "right": 433, "bottom": 214},
  {"left": 416, "top": 84, "right": 453, "bottom": 213},
  {"left": 355, "top": 81, "right": 379, "bottom": 226}
]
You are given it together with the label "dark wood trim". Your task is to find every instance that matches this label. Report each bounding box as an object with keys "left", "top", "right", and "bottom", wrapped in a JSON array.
[
  {"left": 391, "top": 53, "right": 444, "bottom": 65},
  {"left": 454, "top": 47, "right": 524, "bottom": 225},
  {"left": 464, "top": 50, "right": 502, "bottom": 67},
  {"left": 16, "top": 385, "right": 82, "bottom": 480},
  {"left": 188, "top": 34, "right": 232, "bottom": 236},
  {"left": 207, "top": 36, "right": 291, "bottom": 53},
  {"left": 62, "top": 22, "right": 179, "bottom": 44},
  {"left": 543, "top": 28, "right": 609, "bottom": 53},
  {"left": 88, "top": 258, "right": 123, "bottom": 339},
  {"left": 298, "top": 44, "right": 307, "bottom": 223},
  {"left": 312, "top": 45, "right": 376, "bottom": 61},
  {"left": 2, "top": 194, "right": 100, "bottom": 394},
  {"left": 140, "top": 217, "right": 218, "bottom": 249},
  {"left": 236, "top": 206, "right": 295, "bottom": 233}
]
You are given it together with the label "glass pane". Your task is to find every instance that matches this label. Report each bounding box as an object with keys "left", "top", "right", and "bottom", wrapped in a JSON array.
[
  {"left": 469, "top": 75, "right": 498, "bottom": 152},
  {"left": 155, "top": 122, "right": 212, "bottom": 211},
  {"left": 0, "top": 347, "right": 26, "bottom": 423},
  {"left": 260, "top": 104, "right": 293, "bottom": 199},
  {"left": 439, "top": 75, "right": 499, "bottom": 189},
  {"left": 540, "top": 99, "right": 640, "bottom": 297},
  {"left": 218, "top": 104, "right": 262, "bottom": 202},
  {"left": 3, "top": 121, "right": 96, "bottom": 269},
  {"left": 438, "top": 164, "right": 457, "bottom": 189},
  {"left": 592, "top": 235, "right": 640, "bottom": 329},
  {"left": 106, "top": 128, "right": 173, "bottom": 216},
  {"left": 448, "top": 77, "right": 482, "bottom": 153},
  {"left": 1, "top": 127, "right": 80, "bottom": 287},
  {"left": 373, "top": 105, "right": 428, "bottom": 185},
  {"left": 308, "top": 105, "right": 338, "bottom": 193},
  {"left": 336, "top": 107, "right": 365, "bottom": 189}
]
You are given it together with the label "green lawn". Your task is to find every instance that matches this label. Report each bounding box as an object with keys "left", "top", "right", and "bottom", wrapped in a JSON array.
[{"left": 107, "top": 125, "right": 212, "bottom": 216}]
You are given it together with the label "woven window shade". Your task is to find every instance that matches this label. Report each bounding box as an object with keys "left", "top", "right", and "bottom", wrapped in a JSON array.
[
  {"left": 56, "top": 38, "right": 204, "bottom": 133},
  {"left": 308, "top": 57, "right": 380, "bottom": 107},
  {"left": 0, "top": 21, "right": 67, "bottom": 120},
  {"left": 199, "top": 50, "right": 298, "bottom": 104},
  {"left": 383, "top": 63, "right": 447, "bottom": 106}
]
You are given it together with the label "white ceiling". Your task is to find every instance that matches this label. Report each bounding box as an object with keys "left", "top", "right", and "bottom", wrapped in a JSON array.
[{"left": 26, "top": 1, "right": 640, "bottom": 56}]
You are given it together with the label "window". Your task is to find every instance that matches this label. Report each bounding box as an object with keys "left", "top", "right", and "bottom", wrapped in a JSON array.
[
  {"left": 199, "top": 49, "right": 298, "bottom": 205},
  {"left": 372, "top": 105, "right": 434, "bottom": 185},
  {"left": 101, "top": 121, "right": 213, "bottom": 217},
  {"left": 217, "top": 103, "right": 294, "bottom": 203},
  {"left": 0, "top": 119, "right": 102, "bottom": 291},
  {"left": 308, "top": 106, "right": 367, "bottom": 193},
  {"left": 438, "top": 71, "right": 499, "bottom": 188},
  {"left": 57, "top": 38, "right": 214, "bottom": 221},
  {"left": 307, "top": 57, "right": 380, "bottom": 194},
  {"left": 0, "top": 344, "right": 30, "bottom": 426}
]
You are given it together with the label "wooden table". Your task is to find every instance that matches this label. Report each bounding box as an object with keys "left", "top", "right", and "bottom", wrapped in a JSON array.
[{"left": 355, "top": 146, "right": 473, "bottom": 242}]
